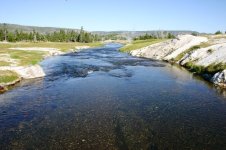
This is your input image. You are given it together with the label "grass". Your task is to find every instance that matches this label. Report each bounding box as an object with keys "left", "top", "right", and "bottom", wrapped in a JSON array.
[
  {"left": 199, "top": 42, "right": 212, "bottom": 48},
  {"left": 173, "top": 45, "right": 201, "bottom": 62},
  {"left": 206, "top": 63, "right": 226, "bottom": 74},
  {"left": 0, "top": 48, "right": 46, "bottom": 66},
  {"left": 0, "top": 61, "right": 11, "bottom": 66},
  {"left": 0, "top": 42, "right": 103, "bottom": 52},
  {"left": 0, "top": 42, "right": 103, "bottom": 66},
  {"left": 173, "top": 42, "right": 213, "bottom": 62},
  {"left": 184, "top": 62, "right": 226, "bottom": 75},
  {"left": 0, "top": 70, "right": 19, "bottom": 84},
  {"left": 212, "top": 35, "right": 226, "bottom": 39},
  {"left": 119, "top": 39, "right": 166, "bottom": 52},
  {"left": 0, "top": 41, "right": 103, "bottom": 85},
  {"left": 9, "top": 50, "right": 46, "bottom": 66}
]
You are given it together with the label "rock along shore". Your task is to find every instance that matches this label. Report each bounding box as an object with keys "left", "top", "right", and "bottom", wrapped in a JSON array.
[{"left": 129, "top": 34, "right": 226, "bottom": 87}]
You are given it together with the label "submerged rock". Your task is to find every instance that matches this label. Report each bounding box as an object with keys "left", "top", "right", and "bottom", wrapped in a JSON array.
[{"left": 212, "top": 70, "right": 226, "bottom": 87}]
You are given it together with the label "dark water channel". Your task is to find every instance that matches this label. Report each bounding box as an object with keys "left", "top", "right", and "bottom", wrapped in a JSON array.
[{"left": 1, "top": 44, "right": 226, "bottom": 150}]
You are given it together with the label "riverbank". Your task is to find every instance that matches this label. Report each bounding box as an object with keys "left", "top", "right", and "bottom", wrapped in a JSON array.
[
  {"left": 120, "top": 34, "right": 226, "bottom": 87},
  {"left": 2, "top": 43, "right": 226, "bottom": 149},
  {"left": 0, "top": 42, "right": 103, "bottom": 92}
]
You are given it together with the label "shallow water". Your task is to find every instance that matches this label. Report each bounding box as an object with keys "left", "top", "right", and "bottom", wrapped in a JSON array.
[{"left": 1, "top": 44, "right": 226, "bottom": 150}]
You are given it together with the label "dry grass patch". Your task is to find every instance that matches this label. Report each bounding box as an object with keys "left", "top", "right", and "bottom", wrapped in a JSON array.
[{"left": 120, "top": 39, "right": 166, "bottom": 52}]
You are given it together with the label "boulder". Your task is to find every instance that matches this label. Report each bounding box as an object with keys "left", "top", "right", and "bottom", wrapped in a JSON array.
[
  {"left": 212, "top": 70, "right": 226, "bottom": 87},
  {"left": 0, "top": 86, "right": 7, "bottom": 93}
]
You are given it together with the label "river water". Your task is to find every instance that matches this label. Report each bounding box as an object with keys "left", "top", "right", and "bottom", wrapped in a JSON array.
[{"left": 1, "top": 44, "right": 226, "bottom": 149}]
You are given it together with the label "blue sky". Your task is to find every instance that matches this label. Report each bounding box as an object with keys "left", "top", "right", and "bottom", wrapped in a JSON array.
[{"left": 1, "top": 0, "right": 226, "bottom": 33}]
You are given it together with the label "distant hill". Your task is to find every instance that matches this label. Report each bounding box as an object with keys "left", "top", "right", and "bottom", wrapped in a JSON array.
[
  {"left": 0, "top": 23, "right": 199, "bottom": 39},
  {"left": 0, "top": 23, "right": 80, "bottom": 34},
  {"left": 92, "top": 31, "right": 199, "bottom": 39}
]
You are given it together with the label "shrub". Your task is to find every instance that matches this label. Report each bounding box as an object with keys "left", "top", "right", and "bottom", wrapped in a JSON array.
[
  {"left": 174, "top": 45, "right": 201, "bottom": 62},
  {"left": 184, "top": 62, "right": 226, "bottom": 75},
  {"left": 215, "top": 31, "right": 222, "bottom": 35},
  {"left": 191, "top": 32, "right": 198, "bottom": 36},
  {"left": 167, "top": 33, "right": 176, "bottom": 39},
  {"left": 206, "top": 63, "right": 226, "bottom": 74},
  {"left": 207, "top": 49, "right": 213, "bottom": 53}
]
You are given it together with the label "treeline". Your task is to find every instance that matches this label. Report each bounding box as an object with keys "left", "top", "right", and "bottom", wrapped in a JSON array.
[
  {"left": 0, "top": 27, "right": 101, "bottom": 43},
  {"left": 215, "top": 30, "right": 226, "bottom": 35},
  {"left": 100, "top": 33, "right": 127, "bottom": 41},
  {"left": 134, "top": 32, "right": 176, "bottom": 41}
]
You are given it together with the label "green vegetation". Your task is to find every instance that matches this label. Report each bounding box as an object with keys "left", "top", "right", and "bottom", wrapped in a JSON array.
[
  {"left": 207, "top": 49, "right": 213, "bottom": 53},
  {"left": 206, "top": 63, "right": 226, "bottom": 74},
  {"left": 2, "top": 42, "right": 102, "bottom": 52},
  {"left": 0, "top": 42, "right": 103, "bottom": 66},
  {"left": 0, "top": 26, "right": 101, "bottom": 43},
  {"left": 0, "top": 61, "right": 11, "bottom": 66},
  {"left": 10, "top": 50, "right": 46, "bottom": 66},
  {"left": 198, "top": 42, "right": 212, "bottom": 48},
  {"left": 173, "top": 45, "right": 201, "bottom": 62},
  {"left": 133, "top": 33, "right": 175, "bottom": 41},
  {"left": 0, "top": 49, "right": 46, "bottom": 66},
  {"left": 120, "top": 32, "right": 174, "bottom": 52},
  {"left": 133, "top": 33, "right": 157, "bottom": 40},
  {"left": 173, "top": 41, "right": 213, "bottom": 62},
  {"left": 191, "top": 32, "right": 198, "bottom": 36},
  {"left": 211, "top": 34, "right": 226, "bottom": 39},
  {"left": 99, "top": 33, "right": 127, "bottom": 41},
  {"left": 0, "top": 70, "right": 19, "bottom": 84},
  {"left": 215, "top": 31, "right": 222, "bottom": 35},
  {"left": 184, "top": 62, "right": 226, "bottom": 75},
  {"left": 184, "top": 62, "right": 205, "bottom": 74},
  {"left": 166, "top": 33, "right": 176, "bottom": 39},
  {"left": 120, "top": 39, "right": 166, "bottom": 52}
]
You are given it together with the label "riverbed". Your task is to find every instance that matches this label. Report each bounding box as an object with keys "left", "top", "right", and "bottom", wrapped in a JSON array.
[{"left": 0, "top": 44, "right": 226, "bottom": 149}]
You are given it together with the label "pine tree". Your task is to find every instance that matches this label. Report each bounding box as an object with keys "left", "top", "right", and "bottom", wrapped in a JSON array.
[
  {"left": 215, "top": 31, "right": 222, "bottom": 35},
  {"left": 167, "top": 33, "right": 176, "bottom": 39},
  {"left": 33, "top": 29, "right": 37, "bottom": 42},
  {"left": 0, "top": 29, "right": 3, "bottom": 41},
  {"left": 3, "top": 23, "right": 7, "bottom": 41},
  {"left": 7, "top": 32, "right": 16, "bottom": 42},
  {"left": 29, "top": 32, "right": 33, "bottom": 41},
  {"left": 79, "top": 26, "right": 85, "bottom": 42}
]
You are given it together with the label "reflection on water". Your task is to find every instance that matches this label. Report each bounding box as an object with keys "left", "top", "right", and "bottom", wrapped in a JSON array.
[{"left": 1, "top": 43, "right": 226, "bottom": 149}]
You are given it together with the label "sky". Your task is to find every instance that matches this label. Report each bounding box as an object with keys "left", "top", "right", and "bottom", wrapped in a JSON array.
[{"left": 1, "top": 0, "right": 226, "bottom": 33}]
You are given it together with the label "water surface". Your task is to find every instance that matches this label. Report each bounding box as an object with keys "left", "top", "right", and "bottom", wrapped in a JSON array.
[{"left": 1, "top": 44, "right": 226, "bottom": 150}]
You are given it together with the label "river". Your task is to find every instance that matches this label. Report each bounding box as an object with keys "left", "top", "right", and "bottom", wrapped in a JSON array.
[{"left": 1, "top": 44, "right": 226, "bottom": 149}]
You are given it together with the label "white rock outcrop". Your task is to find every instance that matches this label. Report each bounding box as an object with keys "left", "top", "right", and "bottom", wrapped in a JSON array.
[
  {"left": 75, "top": 46, "right": 90, "bottom": 50},
  {"left": 130, "top": 35, "right": 208, "bottom": 60},
  {"left": 0, "top": 65, "right": 45, "bottom": 79},
  {"left": 180, "top": 43, "right": 226, "bottom": 66},
  {"left": 212, "top": 70, "right": 226, "bottom": 87},
  {"left": 129, "top": 34, "right": 226, "bottom": 87}
]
